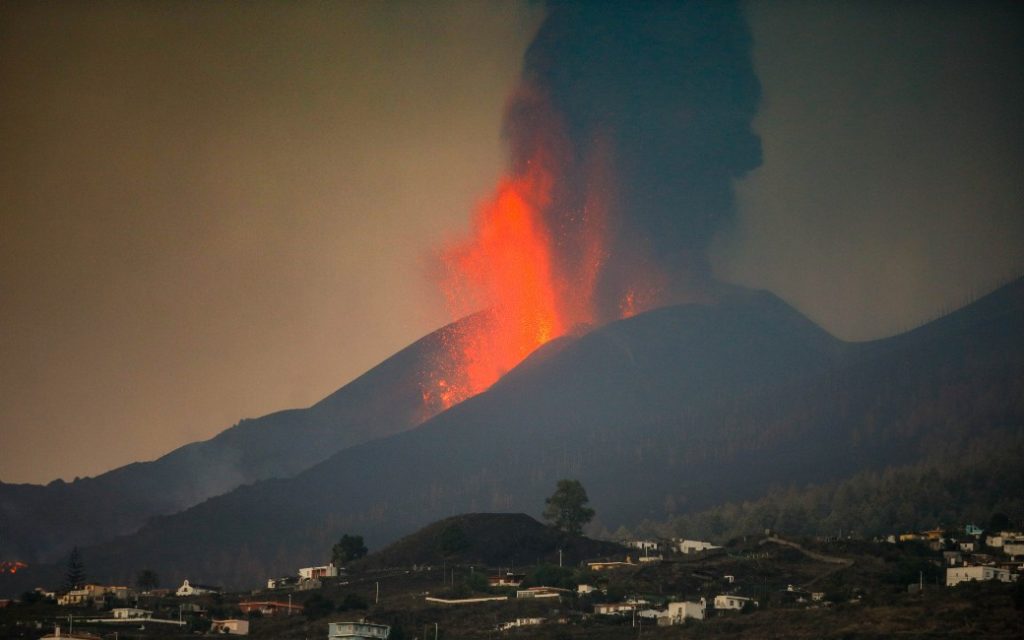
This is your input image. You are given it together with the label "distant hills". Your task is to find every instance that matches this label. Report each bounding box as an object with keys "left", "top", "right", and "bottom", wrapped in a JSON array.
[
  {"left": 0, "top": 314, "right": 486, "bottom": 562},
  {"left": 2, "top": 278, "right": 1021, "bottom": 595},
  {"left": 647, "top": 432, "right": 1024, "bottom": 543}
]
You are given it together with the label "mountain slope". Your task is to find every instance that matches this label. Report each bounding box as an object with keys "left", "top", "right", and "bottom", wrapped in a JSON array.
[
  {"left": 27, "top": 279, "right": 1024, "bottom": 591},
  {"left": 0, "top": 315, "right": 485, "bottom": 563},
  {"left": 72, "top": 286, "right": 848, "bottom": 584},
  {"left": 353, "top": 513, "right": 626, "bottom": 569}
]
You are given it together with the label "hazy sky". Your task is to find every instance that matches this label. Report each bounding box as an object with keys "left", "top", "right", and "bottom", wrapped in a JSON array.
[{"left": 2, "top": 1, "right": 1021, "bottom": 484}]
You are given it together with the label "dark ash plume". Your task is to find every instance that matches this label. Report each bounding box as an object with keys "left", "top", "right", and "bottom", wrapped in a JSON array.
[{"left": 506, "top": 0, "right": 762, "bottom": 316}]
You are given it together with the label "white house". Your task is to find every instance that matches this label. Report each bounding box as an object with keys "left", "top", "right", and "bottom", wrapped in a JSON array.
[
  {"left": 714, "top": 594, "right": 756, "bottom": 611},
  {"left": 57, "top": 586, "right": 99, "bottom": 607},
  {"left": 678, "top": 540, "right": 721, "bottom": 554},
  {"left": 665, "top": 600, "right": 705, "bottom": 623},
  {"left": 1003, "top": 542, "right": 1024, "bottom": 558},
  {"left": 328, "top": 621, "right": 391, "bottom": 639},
  {"left": 623, "top": 539, "right": 660, "bottom": 552},
  {"left": 175, "top": 579, "right": 221, "bottom": 597},
  {"left": 57, "top": 584, "right": 131, "bottom": 607},
  {"left": 593, "top": 602, "right": 636, "bottom": 616},
  {"left": 577, "top": 584, "right": 596, "bottom": 595},
  {"left": 111, "top": 607, "right": 151, "bottom": 620},
  {"left": 211, "top": 619, "right": 249, "bottom": 635},
  {"left": 946, "top": 565, "right": 1017, "bottom": 587},
  {"left": 299, "top": 563, "right": 339, "bottom": 580}
]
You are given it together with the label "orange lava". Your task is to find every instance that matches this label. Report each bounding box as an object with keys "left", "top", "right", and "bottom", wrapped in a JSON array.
[
  {"left": 420, "top": 93, "right": 668, "bottom": 414},
  {"left": 427, "top": 163, "right": 567, "bottom": 409},
  {"left": 0, "top": 561, "right": 27, "bottom": 575}
]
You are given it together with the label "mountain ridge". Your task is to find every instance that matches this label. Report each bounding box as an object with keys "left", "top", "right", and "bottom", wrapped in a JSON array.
[
  {"left": 0, "top": 315, "right": 478, "bottom": 562},
  {"left": 55, "top": 280, "right": 1022, "bottom": 590}
]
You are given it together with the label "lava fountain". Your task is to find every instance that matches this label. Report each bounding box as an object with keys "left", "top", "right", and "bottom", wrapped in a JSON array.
[
  {"left": 422, "top": 142, "right": 596, "bottom": 412},
  {"left": 420, "top": 1, "right": 761, "bottom": 414}
]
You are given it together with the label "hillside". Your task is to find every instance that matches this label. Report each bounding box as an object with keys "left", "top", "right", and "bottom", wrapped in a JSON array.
[
  {"left": 0, "top": 314, "right": 487, "bottom": 563},
  {"left": 634, "top": 433, "right": 1024, "bottom": 542},
  {"left": 4, "top": 520, "right": 1023, "bottom": 639},
  {"left": 354, "top": 513, "right": 626, "bottom": 570},
  {"left": 13, "top": 279, "right": 1024, "bottom": 592}
]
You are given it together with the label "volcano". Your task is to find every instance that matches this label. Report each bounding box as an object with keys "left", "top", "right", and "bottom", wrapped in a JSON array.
[{"left": 20, "top": 277, "right": 1018, "bottom": 592}]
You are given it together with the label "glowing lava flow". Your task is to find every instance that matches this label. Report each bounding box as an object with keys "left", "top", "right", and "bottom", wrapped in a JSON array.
[{"left": 424, "top": 164, "right": 566, "bottom": 411}]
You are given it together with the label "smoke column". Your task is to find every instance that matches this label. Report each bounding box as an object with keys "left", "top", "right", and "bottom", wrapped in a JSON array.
[{"left": 424, "top": 0, "right": 762, "bottom": 411}]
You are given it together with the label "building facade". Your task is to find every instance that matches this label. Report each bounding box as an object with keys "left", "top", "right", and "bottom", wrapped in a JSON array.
[
  {"left": 946, "top": 565, "right": 1017, "bottom": 587},
  {"left": 327, "top": 621, "right": 391, "bottom": 639}
]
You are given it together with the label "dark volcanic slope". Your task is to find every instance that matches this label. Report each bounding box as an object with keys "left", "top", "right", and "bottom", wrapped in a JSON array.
[
  {"left": 0, "top": 315, "right": 484, "bottom": 563},
  {"left": 354, "top": 513, "right": 626, "bottom": 569},
  {"left": 76, "top": 280, "right": 1024, "bottom": 589}
]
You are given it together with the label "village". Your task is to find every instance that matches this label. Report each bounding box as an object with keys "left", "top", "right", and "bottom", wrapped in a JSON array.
[{"left": 1, "top": 518, "right": 1022, "bottom": 639}]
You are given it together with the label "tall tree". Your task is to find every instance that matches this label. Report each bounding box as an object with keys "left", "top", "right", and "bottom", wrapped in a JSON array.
[
  {"left": 65, "top": 547, "right": 85, "bottom": 591},
  {"left": 331, "top": 534, "right": 368, "bottom": 565},
  {"left": 543, "top": 479, "right": 595, "bottom": 536}
]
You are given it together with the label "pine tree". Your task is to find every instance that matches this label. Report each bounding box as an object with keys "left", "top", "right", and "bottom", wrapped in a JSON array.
[{"left": 65, "top": 547, "right": 85, "bottom": 591}]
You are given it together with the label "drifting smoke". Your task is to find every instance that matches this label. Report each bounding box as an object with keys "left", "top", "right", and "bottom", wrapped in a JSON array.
[{"left": 423, "top": 0, "right": 762, "bottom": 411}]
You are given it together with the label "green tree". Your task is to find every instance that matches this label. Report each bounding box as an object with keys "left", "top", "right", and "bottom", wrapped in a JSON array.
[
  {"left": 136, "top": 569, "right": 160, "bottom": 591},
  {"left": 523, "top": 564, "right": 577, "bottom": 589},
  {"left": 332, "top": 534, "right": 368, "bottom": 565},
  {"left": 65, "top": 547, "right": 85, "bottom": 591},
  {"left": 543, "top": 479, "right": 595, "bottom": 536}
]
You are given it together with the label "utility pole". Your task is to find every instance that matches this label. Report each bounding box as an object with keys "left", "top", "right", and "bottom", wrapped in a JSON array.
[
  {"left": 558, "top": 549, "right": 563, "bottom": 567},
  {"left": 376, "top": 581, "right": 379, "bottom": 604},
  {"left": 434, "top": 621, "right": 439, "bottom": 640},
  {"left": 288, "top": 593, "right": 292, "bottom": 615}
]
